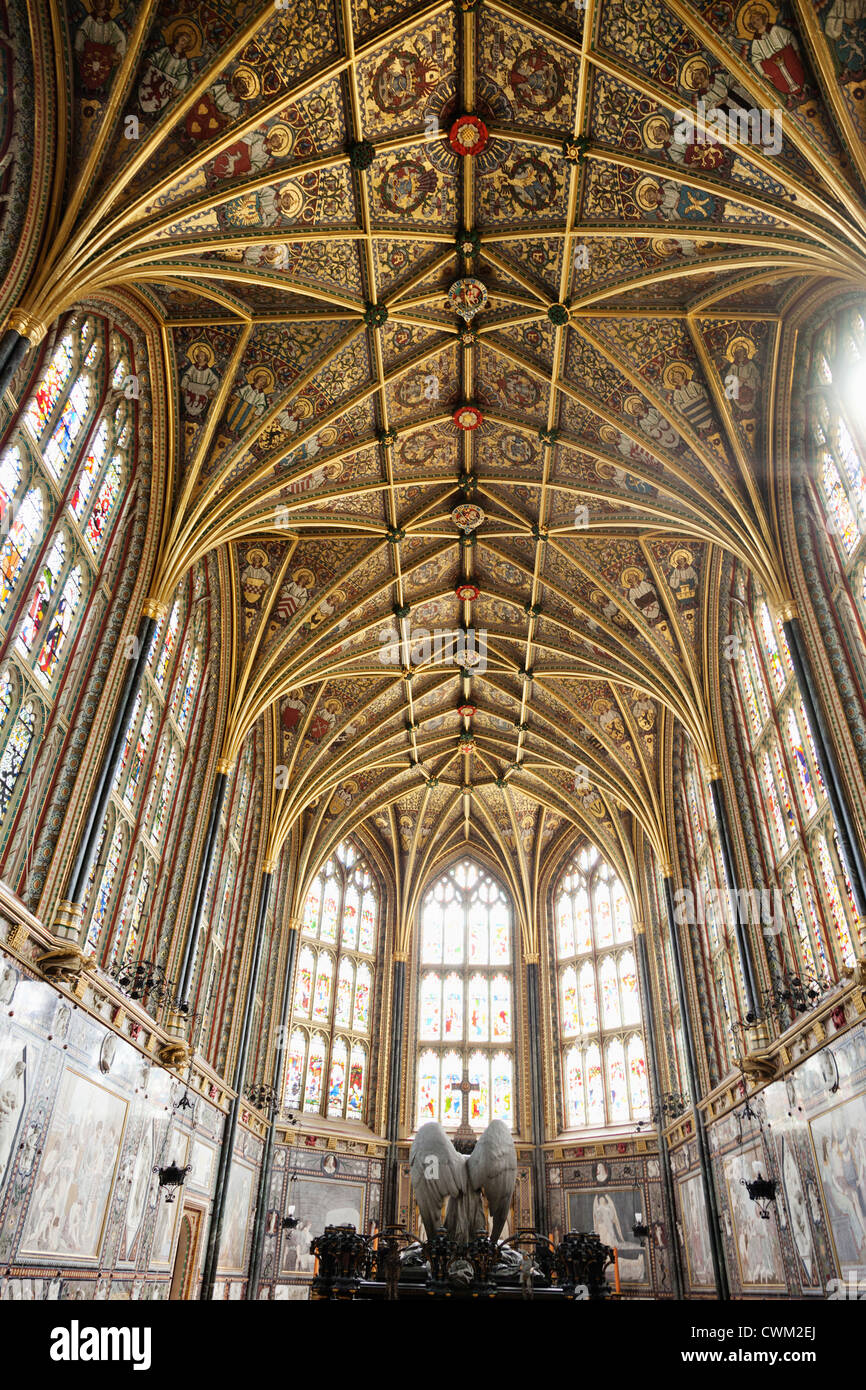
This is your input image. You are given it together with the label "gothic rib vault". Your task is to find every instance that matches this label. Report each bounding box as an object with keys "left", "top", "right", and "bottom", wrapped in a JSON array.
[{"left": 10, "top": 0, "right": 866, "bottom": 951}]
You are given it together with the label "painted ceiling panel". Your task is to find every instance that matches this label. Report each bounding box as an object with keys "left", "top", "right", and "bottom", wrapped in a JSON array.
[{"left": 22, "top": 0, "right": 864, "bottom": 881}]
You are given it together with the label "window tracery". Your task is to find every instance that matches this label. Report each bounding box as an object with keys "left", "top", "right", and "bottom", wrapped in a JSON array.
[
  {"left": 415, "top": 859, "right": 514, "bottom": 1132},
  {"left": 286, "top": 841, "right": 379, "bottom": 1122},
  {"left": 554, "top": 847, "right": 649, "bottom": 1129}
]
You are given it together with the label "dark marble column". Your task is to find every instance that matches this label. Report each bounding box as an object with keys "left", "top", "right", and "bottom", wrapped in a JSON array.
[
  {"left": 246, "top": 920, "right": 299, "bottom": 1296},
  {"left": 45, "top": 608, "right": 160, "bottom": 953},
  {"left": 634, "top": 924, "right": 684, "bottom": 1299},
  {"left": 199, "top": 869, "right": 272, "bottom": 1300},
  {"left": 783, "top": 612, "right": 866, "bottom": 918},
  {"left": 662, "top": 875, "right": 730, "bottom": 1300},
  {"left": 381, "top": 955, "right": 407, "bottom": 1227},
  {"left": 524, "top": 957, "right": 548, "bottom": 1234},
  {"left": 707, "top": 773, "right": 762, "bottom": 1022},
  {"left": 0, "top": 323, "right": 32, "bottom": 403}
]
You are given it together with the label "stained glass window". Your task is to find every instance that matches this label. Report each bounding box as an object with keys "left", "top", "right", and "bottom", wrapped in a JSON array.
[
  {"left": 787, "top": 707, "right": 817, "bottom": 817},
  {"left": 112, "top": 863, "right": 150, "bottom": 964},
  {"left": 415, "top": 859, "right": 515, "bottom": 1129},
  {"left": 810, "top": 311, "right": 866, "bottom": 632},
  {"left": 16, "top": 535, "right": 65, "bottom": 655},
  {"left": 0, "top": 448, "right": 21, "bottom": 523},
  {"left": 84, "top": 455, "right": 122, "bottom": 554},
  {"left": 44, "top": 377, "right": 91, "bottom": 478},
  {"left": 0, "top": 701, "right": 36, "bottom": 824},
  {"left": 678, "top": 736, "right": 740, "bottom": 1077},
  {"left": 0, "top": 489, "right": 42, "bottom": 612},
  {"left": 124, "top": 703, "right": 154, "bottom": 807},
  {"left": 24, "top": 336, "right": 75, "bottom": 437},
  {"left": 815, "top": 834, "right": 856, "bottom": 967},
  {"left": 554, "top": 847, "right": 649, "bottom": 1128},
  {"left": 286, "top": 839, "right": 380, "bottom": 1120},
  {"left": 154, "top": 603, "right": 179, "bottom": 690},
  {"left": 35, "top": 565, "right": 82, "bottom": 685},
  {"left": 70, "top": 421, "right": 108, "bottom": 521},
  {"left": 0, "top": 670, "right": 11, "bottom": 733},
  {"left": 731, "top": 562, "right": 856, "bottom": 989},
  {"left": 151, "top": 747, "right": 176, "bottom": 843},
  {"left": 303, "top": 1033, "right": 326, "bottom": 1113},
  {"left": 88, "top": 825, "right": 125, "bottom": 947},
  {"left": 176, "top": 644, "right": 201, "bottom": 732}
]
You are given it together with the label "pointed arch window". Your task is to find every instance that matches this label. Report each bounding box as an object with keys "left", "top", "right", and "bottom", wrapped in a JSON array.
[
  {"left": 124, "top": 703, "right": 154, "bottom": 808},
  {"left": 23, "top": 336, "right": 75, "bottom": 437},
  {"left": 83, "top": 571, "right": 210, "bottom": 967},
  {"left": 35, "top": 565, "right": 82, "bottom": 685},
  {"left": 553, "top": 847, "right": 649, "bottom": 1130},
  {"left": 415, "top": 859, "right": 515, "bottom": 1131},
  {"left": 0, "top": 489, "right": 43, "bottom": 612},
  {"left": 153, "top": 602, "right": 179, "bottom": 690},
  {"left": 678, "top": 737, "right": 743, "bottom": 1079},
  {"left": 176, "top": 645, "right": 201, "bottom": 732},
  {"left": 808, "top": 309, "right": 866, "bottom": 630},
  {"left": 16, "top": 534, "right": 65, "bottom": 656},
  {"left": 86, "top": 823, "right": 126, "bottom": 950},
  {"left": 0, "top": 701, "right": 36, "bottom": 825},
  {"left": 287, "top": 839, "right": 380, "bottom": 1121},
  {"left": 0, "top": 448, "right": 22, "bottom": 520},
  {"left": 44, "top": 377, "right": 92, "bottom": 479},
  {"left": 729, "top": 567, "right": 858, "bottom": 991}
]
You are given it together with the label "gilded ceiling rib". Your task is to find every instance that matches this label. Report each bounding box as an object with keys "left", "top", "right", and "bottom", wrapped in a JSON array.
[
  {"left": 663, "top": 0, "right": 866, "bottom": 228},
  {"left": 586, "top": 48, "right": 856, "bottom": 229},
  {"left": 11, "top": 0, "right": 861, "bottom": 882},
  {"left": 789, "top": 0, "right": 866, "bottom": 190}
]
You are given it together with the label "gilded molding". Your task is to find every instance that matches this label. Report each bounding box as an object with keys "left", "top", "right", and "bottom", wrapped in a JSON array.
[{"left": 4, "top": 309, "right": 46, "bottom": 343}]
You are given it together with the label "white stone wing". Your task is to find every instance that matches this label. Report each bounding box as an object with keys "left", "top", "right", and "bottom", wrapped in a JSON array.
[
  {"left": 466, "top": 1119, "right": 517, "bottom": 1243},
  {"left": 409, "top": 1122, "right": 465, "bottom": 1238}
]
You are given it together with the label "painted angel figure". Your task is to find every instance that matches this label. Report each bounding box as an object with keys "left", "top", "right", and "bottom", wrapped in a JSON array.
[{"left": 409, "top": 1119, "right": 517, "bottom": 1246}]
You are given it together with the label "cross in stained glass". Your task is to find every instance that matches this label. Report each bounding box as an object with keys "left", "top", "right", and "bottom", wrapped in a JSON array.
[{"left": 453, "top": 1062, "right": 480, "bottom": 1149}]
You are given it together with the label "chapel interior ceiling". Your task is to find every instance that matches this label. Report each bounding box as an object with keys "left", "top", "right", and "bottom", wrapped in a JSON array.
[{"left": 31, "top": 0, "right": 866, "bottom": 898}]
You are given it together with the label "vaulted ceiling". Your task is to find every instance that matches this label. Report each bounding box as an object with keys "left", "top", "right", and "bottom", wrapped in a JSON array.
[{"left": 12, "top": 0, "right": 866, "bottom": 918}]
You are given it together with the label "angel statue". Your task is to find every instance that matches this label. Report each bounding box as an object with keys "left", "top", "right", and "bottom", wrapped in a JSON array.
[{"left": 409, "top": 1119, "right": 517, "bottom": 1246}]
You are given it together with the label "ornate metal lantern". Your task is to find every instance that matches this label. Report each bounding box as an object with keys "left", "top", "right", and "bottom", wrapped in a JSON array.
[
  {"left": 741, "top": 1171, "right": 778, "bottom": 1219},
  {"left": 152, "top": 1159, "right": 192, "bottom": 1204}
]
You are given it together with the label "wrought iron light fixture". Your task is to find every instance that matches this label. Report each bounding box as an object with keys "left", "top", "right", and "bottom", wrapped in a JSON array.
[
  {"left": 632, "top": 1211, "right": 651, "bottom": 1243},
  {"left": 635, "top": 1091, "right": 688, "bottom": 1132},
  {"left": 152, "top": 1159, "right": 192, "bottom": 1204},
  {"left": 109, "top": 956, "right": 174, "bottom": 1008},
  {"left": 740, "top": 1171, "right": 777, "bottom": 1220},
  {"left": 245, "top": 1082, "right": 278, "bottom": 1113},
  {"left": 282, "top": 1112, "right": 301, "bottom": 1229}
]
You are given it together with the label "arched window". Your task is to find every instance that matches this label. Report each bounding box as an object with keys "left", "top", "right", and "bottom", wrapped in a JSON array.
[
  {"left": 678, "top": 738, "right": 742, "bottom": 1079},
  {"left": 728, "top": 568, "right": 856, "bottom": 991},
  {"left": 0, "top": 700, "right": 36, "bottom": 821},
  {"left": 0, "top": 314, "right": 139, "bottom": 867},
  {"left": 554, "top": 846, "right": 649, "bottom": 1130},
  {"left": 415, "top": 859, "right": 515, "bottom": 1132},
  {"left": 82, "top": 569, "right": 208, "bottom": 967},
  {"left": 286, "top": 839, "right": 380, "bottom": 1122},
  {"left": 0, "top": 488, "right": 43, "bottom": 612},
  {"left": 806, "top": 308, "right": 866, "bottom": 686}
]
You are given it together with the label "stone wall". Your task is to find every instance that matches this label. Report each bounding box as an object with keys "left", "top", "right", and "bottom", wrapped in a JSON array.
[{"left": 0, "top": 945, "right": 263, "bottom": 1300}]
